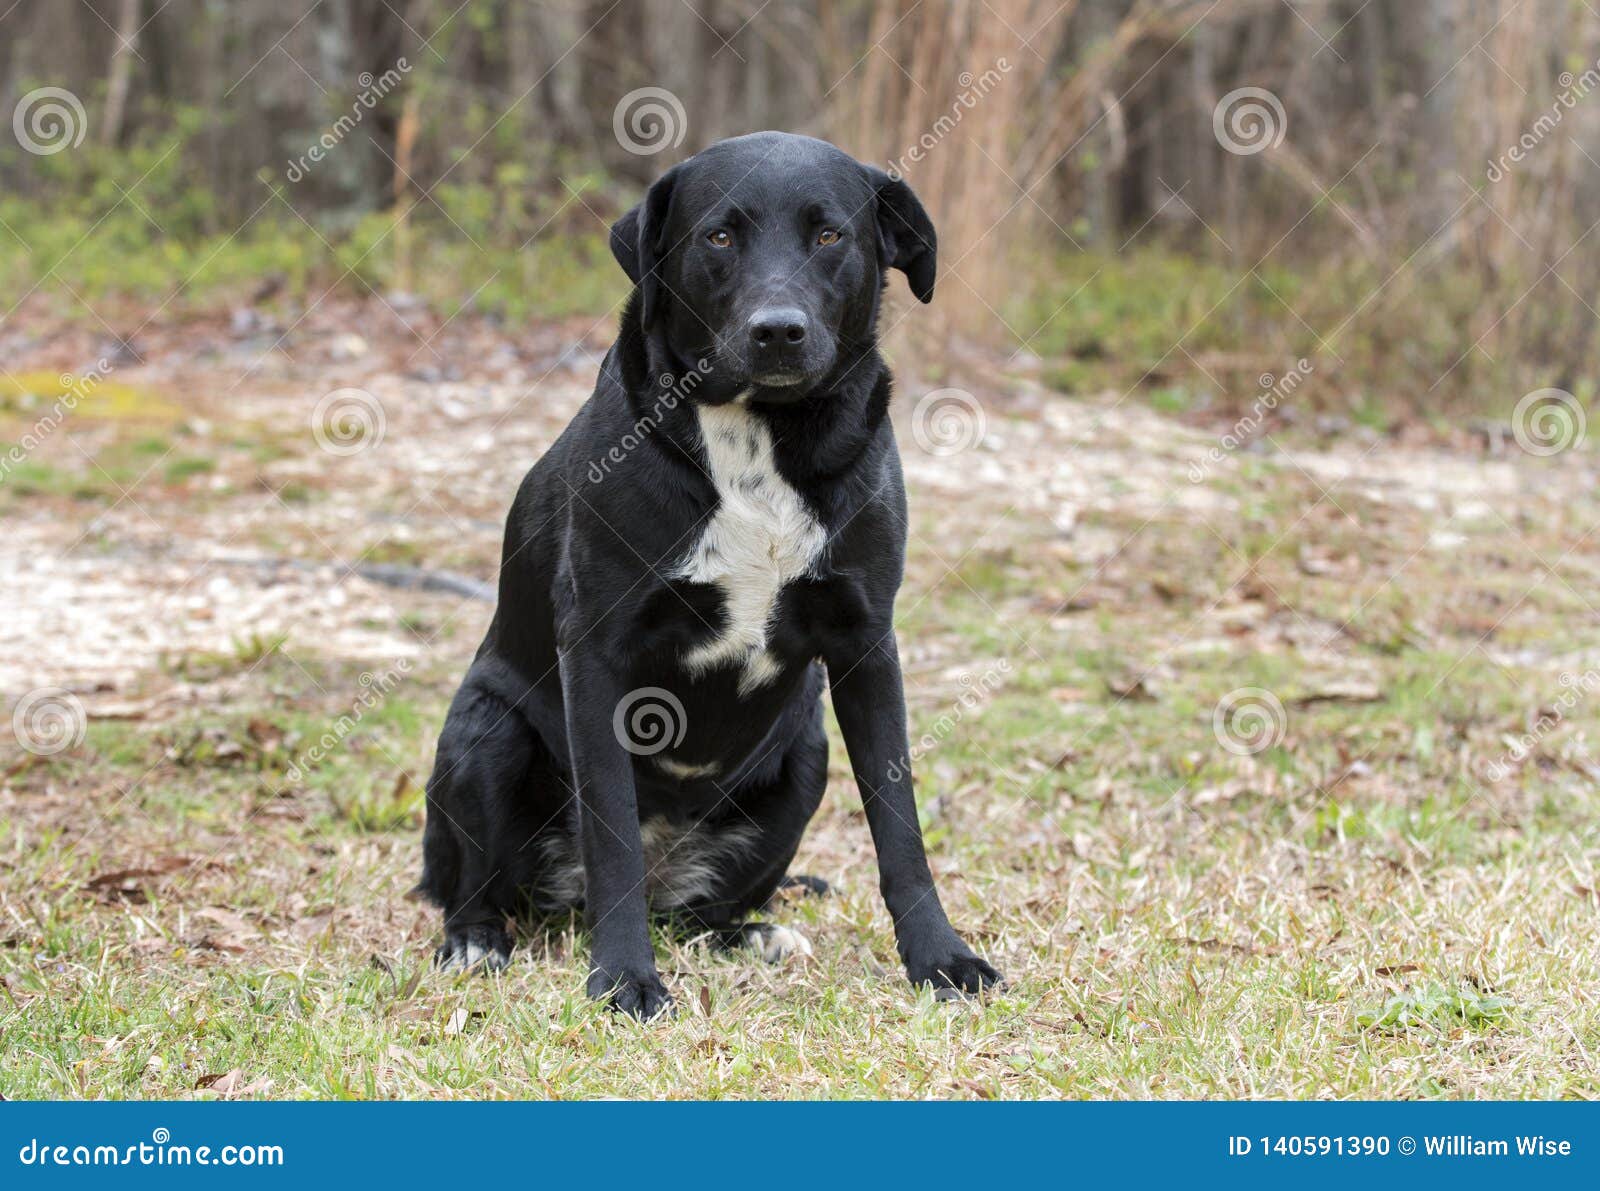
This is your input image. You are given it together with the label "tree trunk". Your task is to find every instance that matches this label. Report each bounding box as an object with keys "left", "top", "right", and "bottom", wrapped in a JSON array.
[{"left": 100, "top": 0, "right": 141, "bottom": 146}]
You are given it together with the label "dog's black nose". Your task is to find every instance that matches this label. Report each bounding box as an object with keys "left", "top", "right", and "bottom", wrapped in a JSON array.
[{"left": 749, "top": 308, "right": 808, "bottom": 347}]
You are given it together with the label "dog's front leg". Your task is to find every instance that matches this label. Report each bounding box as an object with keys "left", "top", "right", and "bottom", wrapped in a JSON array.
[
  {"left": 828, "top": 635, "right": 1003, "bottom": 997},
  {"left": 558, "top": 649, "right": 673, "bottom": 1020}
]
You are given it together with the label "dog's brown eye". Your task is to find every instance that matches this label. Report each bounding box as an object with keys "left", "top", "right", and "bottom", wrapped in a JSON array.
[
  {"left": 707, "top": 229, "right": 733, "bottom": 248},
  {"left": 817, "top": 228, "right": 841, "bottom": 246}
]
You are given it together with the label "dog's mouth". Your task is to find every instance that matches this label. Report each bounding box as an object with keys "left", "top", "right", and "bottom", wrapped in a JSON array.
[{"left": 750, "top": 368, "right": 807, "bottom": 387}]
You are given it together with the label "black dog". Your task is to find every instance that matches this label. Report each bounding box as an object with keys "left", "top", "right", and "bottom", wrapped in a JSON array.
[{"left": 417, "top": 131, "right": 1002, "bottom": 1018}]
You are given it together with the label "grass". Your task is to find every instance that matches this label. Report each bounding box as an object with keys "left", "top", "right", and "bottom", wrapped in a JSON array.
[
  {"left": 1, "top": 134, "right": 1598, "bottom": 1094},
  {"left": 6, "top": 126, "right": 1590, "bottom": 427},
  {"left": 0, "top": 120, "right": 621, "bottom": 326},
  {"left": 4, "top": 341, "right": 1600, "bottom": 1100},
  {"left": 1004, "top": 245, "right": 1594, "bottom": 422}
]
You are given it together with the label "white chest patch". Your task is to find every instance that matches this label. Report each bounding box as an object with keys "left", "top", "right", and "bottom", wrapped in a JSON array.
[{"left": 672, "top": 399, "right": 826, "bottom": 694}]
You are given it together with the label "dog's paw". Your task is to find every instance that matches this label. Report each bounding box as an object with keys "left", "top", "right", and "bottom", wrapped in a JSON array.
[
  {"left": 906, "top": 946, "right": 1004, "bottom": 999},
  {"left": 588, "top": 967, "right": 675, "bottom": 1021},
  {"left": 731, "top": 921, "right": 813, "bottom": 963},
  {"left": 434, "top": 922, "right": 512, "bottom": 973},
  {"left": 778, "top": 873, "right": 830, "bottom": 898}
]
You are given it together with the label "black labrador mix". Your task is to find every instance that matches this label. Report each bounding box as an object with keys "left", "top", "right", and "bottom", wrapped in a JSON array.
[{"left": 417, "top": 130, "right": 1001, "bottom": 1018}]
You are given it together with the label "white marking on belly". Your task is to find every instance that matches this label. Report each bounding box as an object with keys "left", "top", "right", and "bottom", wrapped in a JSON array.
[
  {"left": 654, "top": 756, "right": 721, "bottom": 781},
  {"left": 531, "top": 819, "right": 761, "bottom": 910},
  {"left": 672, "top": 398, "right": 826, "bottom": 694}
]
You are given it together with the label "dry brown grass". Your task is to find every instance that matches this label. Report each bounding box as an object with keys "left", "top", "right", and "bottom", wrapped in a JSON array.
[{"left": 3, "top": 312, "right": 1600, "bottom": 1099}]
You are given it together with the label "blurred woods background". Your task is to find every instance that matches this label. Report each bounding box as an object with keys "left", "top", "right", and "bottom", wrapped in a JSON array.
[
  {"left": 0, "top": 0, "right": 1594, "bottom": 416},
  {"left": 10, "top": 2, "right": 1600, "bottom": 1100}
]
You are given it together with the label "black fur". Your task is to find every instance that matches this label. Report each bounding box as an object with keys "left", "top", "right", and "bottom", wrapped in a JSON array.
[{"left": 417, "top": 131, "right": 1001, "bottom": 1018}]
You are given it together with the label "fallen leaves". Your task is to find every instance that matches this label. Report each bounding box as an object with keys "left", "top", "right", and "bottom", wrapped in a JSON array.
[
  {"left": 0, "top": 971, "right": 30, "bottom": 1006},
  {"left": 1172, "top": 936, "right": 1280, "bottom": 957},
  {"left": 189, "top": 906, "right": 257, "bottom": 953},
  {"left": 193, "top": 1069, "right": 272, "bottom": 1097},
  {"left": 438, "top": 1006, "right": 484, "bottom": 1038},
  {"left": 85, "top": 857, "right": 195, "bottom": 903},
  {"left": 246, "top": 718, "right": 286, "bottom": 751},
  {"left": 1289, "top": 677, "right": 1384, "bottom": 707},
  {"left": 1105, "top": 670, "right": 1163, "bottom": 702}
]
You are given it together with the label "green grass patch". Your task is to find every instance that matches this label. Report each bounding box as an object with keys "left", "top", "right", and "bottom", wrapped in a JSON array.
[
  {"left": 1008, "top": 247, "right": 1589, "bottom": 420},
  {"left": 0, "top": 118, "right": 623, "bottom": 322},
  {"left": 1357, "top": 985, "right": 1513, "bottom": 1031}
]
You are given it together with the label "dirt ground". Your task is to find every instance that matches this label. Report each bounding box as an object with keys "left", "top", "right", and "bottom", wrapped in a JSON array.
[{"left": 3, "top": 301, "right": 1599, "bottom": 1098}]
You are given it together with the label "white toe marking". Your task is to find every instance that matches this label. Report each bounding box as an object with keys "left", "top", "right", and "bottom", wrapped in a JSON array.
[{"left": 751, "top": 924, "right": 812, "bottom": 963}]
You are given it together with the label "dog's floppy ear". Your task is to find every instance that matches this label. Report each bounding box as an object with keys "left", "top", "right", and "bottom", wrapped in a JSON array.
[
  {"left": 862, "top": 166, "right": 937, "bottom": 303},
  {"left": 610, "top": 164, "right": 681, "bottom": 330}
]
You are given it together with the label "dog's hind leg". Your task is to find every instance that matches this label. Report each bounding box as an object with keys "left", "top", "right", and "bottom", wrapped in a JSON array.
[
  {"left": 710, "top": 837, "right": 826, "bottom": 964},
  {"left": 676, "top": 712, "right": 830, "bottom": 965},
  {"left": 774, "top": 873, "right": 830, "bottom": 900},
  {"left": 420, "top": 672, "right": 549, "bottom": 971}
]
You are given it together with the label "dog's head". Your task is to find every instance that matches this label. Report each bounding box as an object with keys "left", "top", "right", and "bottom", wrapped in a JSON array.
[{"left": 610, "top": 131, "right": 936, "bottom": 404}]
